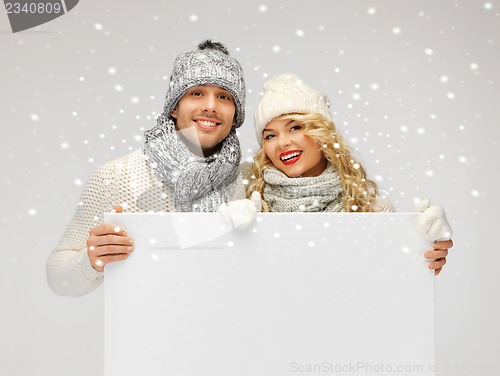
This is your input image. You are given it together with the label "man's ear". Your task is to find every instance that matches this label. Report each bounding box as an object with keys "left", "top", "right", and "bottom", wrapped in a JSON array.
[{"left": 171, "top": 107, "right": 178, "bottom": 119}]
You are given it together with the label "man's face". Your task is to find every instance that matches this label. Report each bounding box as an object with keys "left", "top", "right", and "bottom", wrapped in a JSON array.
[{"left": 171, "top": 85, "right": 236, "bottom": 156}]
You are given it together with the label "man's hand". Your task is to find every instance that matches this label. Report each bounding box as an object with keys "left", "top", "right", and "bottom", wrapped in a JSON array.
[{"left": 86, "top": 205, "right": 134, "bottom": 272}]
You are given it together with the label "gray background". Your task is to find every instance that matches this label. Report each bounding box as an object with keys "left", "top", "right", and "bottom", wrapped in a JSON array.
[{"left": 1, "top": 0, "right": 498, "bottom": 375}]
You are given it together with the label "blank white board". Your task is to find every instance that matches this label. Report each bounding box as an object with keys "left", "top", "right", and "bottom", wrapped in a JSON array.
[{"left": 104, "top": 213, "right": 434, "bottom": 376}]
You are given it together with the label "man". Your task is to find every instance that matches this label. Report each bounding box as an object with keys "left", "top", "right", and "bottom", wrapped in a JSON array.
[{"left": 47, "top": 40, "right": 249, "bottom": 296}]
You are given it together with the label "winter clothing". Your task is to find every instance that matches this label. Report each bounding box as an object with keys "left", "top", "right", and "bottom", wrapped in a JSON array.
[
  {"left": 144, "top": 113, "right": 241, "bottom": 212},
  {"left": 263, "top": 164, "right": 343, "bottom": 212},
  {"left": 163, "top": 40, "right": 246, "bottom": 128},
  {"left": 254, "top": 73, "right": 332, "bottom": 144},
  {"left": 47, "top": 39, "right": 249, "bottom": 297},
  {"left": 46, "top": 149, "right": 248, "bottom": 297},
  {"left": 261, "top": 164, "right": 395, "bottom": 213},
  {"left": 416, "top": 199, "right": 453, "bottom": 242}
]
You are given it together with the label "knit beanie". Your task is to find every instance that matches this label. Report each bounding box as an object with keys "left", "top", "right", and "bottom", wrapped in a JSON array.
[
  {"left": 254, "top": 74, "right": 332, "bottom": 144},
  {"left": 163, "top": 40, "right": 246, "bottom": 128}
]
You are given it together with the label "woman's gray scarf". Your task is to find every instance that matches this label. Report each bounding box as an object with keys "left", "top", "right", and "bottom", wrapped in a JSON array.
[
  {"left": 263, "top": 164, "right": 344, "bottom": 212},
  {"left": 143, "top": 113, "right": 241, "bottom": 212}
]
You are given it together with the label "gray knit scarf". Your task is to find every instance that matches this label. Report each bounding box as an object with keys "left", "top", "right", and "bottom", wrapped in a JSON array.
[
  {"left": 263, "top": 164, "right": 344, "bottom": 212},
  {"left": 143, "top": 113, "right": 241, "bottom": 212}
]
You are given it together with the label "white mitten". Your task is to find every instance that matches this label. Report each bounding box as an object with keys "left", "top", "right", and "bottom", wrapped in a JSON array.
[
  {"left": 218, "top": 197, "right": 259, "bottom": 230},
  {"left": 416, "top": 199, "right": 453, "bottom": 242},
  {"left": 250, "top": 191, "right": 263, "bottom": 212}
]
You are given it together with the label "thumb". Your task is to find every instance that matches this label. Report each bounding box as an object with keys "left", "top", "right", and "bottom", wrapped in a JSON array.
[
  {"left": 415, "top": 198, "right": 430, "bottom": 212},
  {"left": 218, "top": 200, "right": 257, "bottom": 230},
  {"left": 418, "top": 205, "right": 453, "bottom": 242},
  {"left": 250, "top": 191, "right": 262, "bottom": 212},
  {"left": 114, "top": 205, "right": 123, "bottom": 213}
]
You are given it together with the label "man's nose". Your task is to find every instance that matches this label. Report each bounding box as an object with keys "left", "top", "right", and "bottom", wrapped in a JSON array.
[{"left": 202, "top": 94, "right": 217, "bottom": 112}]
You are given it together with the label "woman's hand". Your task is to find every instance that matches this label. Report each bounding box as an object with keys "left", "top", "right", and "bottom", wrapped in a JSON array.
[
  {"left": 425, "top": 239, "right": 453, "bottom": 276},
  {"left": 416, "top": 199, "right": 454, "bottom": 275}
]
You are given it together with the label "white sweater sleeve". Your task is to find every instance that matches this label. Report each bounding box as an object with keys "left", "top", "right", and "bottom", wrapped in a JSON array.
[
  {"left": 373, "top": 196, "right": 396, "bottom": 212},
  {"left": 46, "top": 161, "right": 117, "bottom": 297}
]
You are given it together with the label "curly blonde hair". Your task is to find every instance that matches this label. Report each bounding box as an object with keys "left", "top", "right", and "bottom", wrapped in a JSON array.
[{"left": 247, "top": 113, "right": 380, "bottom": 212}]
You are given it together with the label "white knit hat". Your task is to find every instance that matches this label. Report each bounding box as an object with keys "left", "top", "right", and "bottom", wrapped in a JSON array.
[{"left": 254, "top": 74, "right": 332, "bottom": 144}]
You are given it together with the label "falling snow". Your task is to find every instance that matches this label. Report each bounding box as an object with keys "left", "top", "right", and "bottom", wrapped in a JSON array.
[{"left": 0, "top": 11, "right": 496, "bottom": 376}]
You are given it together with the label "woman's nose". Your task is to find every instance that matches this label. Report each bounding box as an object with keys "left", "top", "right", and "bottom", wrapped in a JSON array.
[{"left": 278, "top": 134, "right": 292, "bottom": 148}]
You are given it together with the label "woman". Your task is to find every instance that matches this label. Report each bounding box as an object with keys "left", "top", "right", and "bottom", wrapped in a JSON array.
[{"left": 245, "top": 74, "right": 453, "bottom": 274}]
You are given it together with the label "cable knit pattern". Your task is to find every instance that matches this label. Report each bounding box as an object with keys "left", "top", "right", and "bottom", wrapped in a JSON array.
[
  {"left": 263, "top": 165, "right": 343, "bottom": 212},
  {"left": 46, "top": 149, "right": 247, "bottom": 297},
  {"left": 262, "top": 164, "right": 395, "bottom": 213},
  {"left": 144, "top": 115, "right": 242, "bottom": 212}
]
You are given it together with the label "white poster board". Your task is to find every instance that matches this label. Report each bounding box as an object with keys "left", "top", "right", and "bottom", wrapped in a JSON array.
[{"left": 104, "top": 213, "right": 434, "bottom": 376}]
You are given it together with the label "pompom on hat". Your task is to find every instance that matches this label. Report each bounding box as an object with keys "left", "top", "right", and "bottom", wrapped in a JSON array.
[
  {"left": 254, "top": 74, "right": 332, "bottom": 144},
  {"left": 163, "top": 40, "right": 246, "bottom": 128}
]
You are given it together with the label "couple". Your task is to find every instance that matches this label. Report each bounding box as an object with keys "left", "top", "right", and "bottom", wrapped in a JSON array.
[{"left": 47, "top": 40, "right": 453, "bottom": 297}]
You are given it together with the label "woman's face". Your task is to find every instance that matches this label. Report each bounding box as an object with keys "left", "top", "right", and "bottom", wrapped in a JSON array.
[{"left": 262, "top": 116, "right": 327, "bottom": 178}]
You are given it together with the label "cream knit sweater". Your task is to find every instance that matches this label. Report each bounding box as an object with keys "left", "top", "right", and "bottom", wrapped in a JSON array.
[
  {"left": 47, "top": 149, "right": 394, "bottom": 297},
  {"left": 46, "top": 149, "right": 247, "bottom": 297}
]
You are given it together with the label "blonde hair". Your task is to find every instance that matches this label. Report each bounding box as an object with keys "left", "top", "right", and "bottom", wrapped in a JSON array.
[{"left": 247, "top": 113, "right": 380, "bottom": 212}]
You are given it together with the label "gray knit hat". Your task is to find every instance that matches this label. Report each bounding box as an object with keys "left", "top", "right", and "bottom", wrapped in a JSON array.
[
  {"left": 254, "top": 74, "right": 332, "bottom": 144},
  {"left": 164, "top": 40, "right": 246, "bottom": 128}
]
